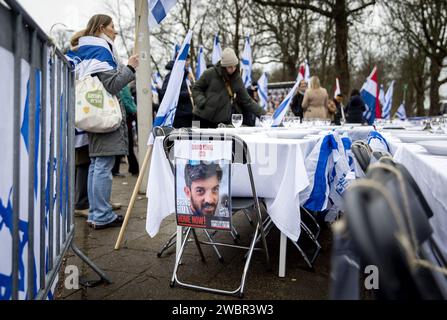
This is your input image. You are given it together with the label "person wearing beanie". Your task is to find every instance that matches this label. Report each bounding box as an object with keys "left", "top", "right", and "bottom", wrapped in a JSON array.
[{"left": 191, "top": 47, "right": 266, "bottom": 128}]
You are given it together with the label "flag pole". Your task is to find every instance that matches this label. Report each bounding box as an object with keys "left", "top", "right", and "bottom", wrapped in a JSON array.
[{"left": 115, "top": 0, "right": 152, "bottom": 250}]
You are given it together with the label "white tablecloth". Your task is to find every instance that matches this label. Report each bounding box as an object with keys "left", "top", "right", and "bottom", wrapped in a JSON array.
[
  {"left": 391, "top": 142, "right": 447, "bottom": 254},
  {"left": 145, "top": 130, "right": 320, "bottom": 242}
]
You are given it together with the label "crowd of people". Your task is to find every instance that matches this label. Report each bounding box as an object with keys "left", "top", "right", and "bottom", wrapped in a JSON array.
[{"left": 70, "top": 13, "right": 370, "bottom": 230}]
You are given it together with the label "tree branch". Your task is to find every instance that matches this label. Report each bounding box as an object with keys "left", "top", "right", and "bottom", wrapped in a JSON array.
[
  {"left": 252, "top": 0, "right": 333, "bottom": 18},
  {"left": 348, "top": 1, "right": 376, "bottom": 16}
]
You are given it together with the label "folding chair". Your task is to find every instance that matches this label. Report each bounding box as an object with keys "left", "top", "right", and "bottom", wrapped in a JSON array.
[
  {"left": 165, "top": 130, "right": 271, "bottom": 298},
  {"left": 342, "top": 163, "right": 447, "bottom": 299}
]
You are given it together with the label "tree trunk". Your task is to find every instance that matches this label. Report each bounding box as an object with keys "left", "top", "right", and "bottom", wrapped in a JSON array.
[
  {"left": 429, "top": 58, "right": 441, "bottom": 115},
  {"left": 234, "top": 0, "right": 241, "bottom": 57},
  {"left": 334, "top": 0, "right": 350, "bottom": 96}
]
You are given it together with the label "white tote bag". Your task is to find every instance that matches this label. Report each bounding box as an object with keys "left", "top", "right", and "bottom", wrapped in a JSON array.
[{"left": 75, "top": 75, "right": 122, "bottom": 133}]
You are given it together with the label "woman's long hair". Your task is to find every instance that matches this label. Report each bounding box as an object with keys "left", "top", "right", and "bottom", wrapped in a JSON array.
[
  {"left": 69, "top": 14, "right": 113, "bottom": 50},
  {"left": 84, "top": 14, "right": 113, "bottom": 37},
  {"left": 309, "top": 76, "right": 321, "bottom": 90}
]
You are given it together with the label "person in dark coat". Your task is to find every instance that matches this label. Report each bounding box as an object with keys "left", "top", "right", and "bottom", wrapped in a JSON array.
[
  {"left": 191, "top": 48, "right": 265, "bottom": 128},
  {"left": 159, "top": 56, "right": 193, "bottom": 128},
  {"left": 290, "top": 79, "right": 307, "bottom": 120},
  {"left": 244, "top": 81, "right": 259, "bottom": 127},
  {"left": 345, "top": 89, "right": 366, "bottom": 124}
]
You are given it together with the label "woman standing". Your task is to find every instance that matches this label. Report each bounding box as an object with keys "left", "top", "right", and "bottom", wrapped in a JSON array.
[
  {"left": 302, "top": 76, "right": 329, "bottom": 120},
  {"left": 67, "top": 14, "right": 139, "bottom": 229}
]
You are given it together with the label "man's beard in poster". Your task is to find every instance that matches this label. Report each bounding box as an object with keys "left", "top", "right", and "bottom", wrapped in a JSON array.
[{"left": 191, "top": 198, "right": 217, "bottom": 216}]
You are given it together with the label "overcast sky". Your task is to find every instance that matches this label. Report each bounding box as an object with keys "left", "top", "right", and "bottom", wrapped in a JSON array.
[{"left": 17, "top": 0, "right": 109, "bottom": 33}]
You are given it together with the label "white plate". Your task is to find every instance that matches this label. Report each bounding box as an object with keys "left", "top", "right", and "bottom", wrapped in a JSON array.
[
  {"left": 417, "top": 141, "right": 447, "bottom": 156},
  {"left": 266, "top": 131, "right": 310, "bottom": 139},
  {"left": 393, "top": 133, "right": 447, "bottom": 143}
]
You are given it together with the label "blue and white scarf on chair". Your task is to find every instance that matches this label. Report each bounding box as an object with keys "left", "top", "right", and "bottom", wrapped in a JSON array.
[{"left": 299, "top": 132, "right": 351, "bottom": 220}]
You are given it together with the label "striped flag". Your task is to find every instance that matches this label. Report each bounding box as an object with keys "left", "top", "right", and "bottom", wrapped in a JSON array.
[
  {"left": 152, "top": 72, "right": 163, "bottom": 89},
  {"left": 148, "top": 0, "right": 178, "bottom": 29},
  {"left": 395, "top": 102, "right": 407, "bottom": 120},
  {"left": 241, "top": 35, "right": 252, "bottom": 88},
  {"left": 257, "top": 72, "right": 269, "bottom": 110},
  {"left": 296, "top": 60, "right": 310, "bottom": 83},
  {"left": 212, "top": 33, "right": 222, "bottom": 65},
  {"left": 172, "top": 43, "right": 180, "bottom": 59},
  {"left": 272, "top": 81, "right": 299, "bottom": 126},
  {"left": 299, "top": 133, "right": 351, "bottom": 213},
  {"left": 360, "top": 66, "right": 379, "bottom": 125},
  {"left": 153, "top": 30, "right": 192, "bottom": 127},
  {"left": 381, "top": 81, "right": 394, "bottom": 120},
  {"left": 196, "top": 45, "right": 206, "bottom": 80},
  {"left": 66, "top": 36, "right": 117, "bottom": 80},
  {"left": 334, "top": 77, "right": 341, "bottom": 99}
]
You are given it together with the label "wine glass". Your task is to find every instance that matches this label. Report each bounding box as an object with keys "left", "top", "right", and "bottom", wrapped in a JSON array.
[
  {"left": 283, "top": 116, "right": 292, "bottom": 128},
  {"left": 292, "top": 117, "right": 301, "bottom": 128},
  {"left": 260, "top": 115, "right": 273, "bottom": 128},
  {"left": 232, "top": 114, "right": 243, "bottom": 128}
]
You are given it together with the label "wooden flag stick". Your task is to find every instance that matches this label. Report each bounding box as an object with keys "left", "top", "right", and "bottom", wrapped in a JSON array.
[
  {"left": 114, "top": 143, "right": 153, "bottom": 250},
  {"left": 133, "top": 0, "right": 145, "bottom": 55}
]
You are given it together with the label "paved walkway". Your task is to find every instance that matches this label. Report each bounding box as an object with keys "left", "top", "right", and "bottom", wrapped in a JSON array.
[{"left": 56, "top": 165, "right": 333, "bottom": 300}]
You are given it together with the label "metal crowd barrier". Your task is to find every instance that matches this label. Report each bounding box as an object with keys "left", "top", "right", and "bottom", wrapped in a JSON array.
[{"left": 0, "top": 0, "right": 110, "bottom": 300}]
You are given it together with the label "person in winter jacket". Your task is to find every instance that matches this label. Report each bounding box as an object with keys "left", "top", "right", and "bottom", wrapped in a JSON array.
[
  {"left": 191, "top": 48, "right": 265, "bottom": 128},
  {"left": 345, "top": 89, "right": 366, "bottom": 124},
  {"left": 68, "top": 14, "right": 139, "bottom": 229}
]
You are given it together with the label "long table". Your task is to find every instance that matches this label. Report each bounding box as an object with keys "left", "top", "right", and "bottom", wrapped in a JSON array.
[
  {"left": 145, "top": 128, "right": 321, "bottom": 277},
  {"left": 389, "top": 139, "right": 447, "bottom": 255}
]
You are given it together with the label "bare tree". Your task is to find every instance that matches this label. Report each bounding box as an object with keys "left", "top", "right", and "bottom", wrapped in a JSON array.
[
  {"left": 253, "top": 0, "right": 376, "bottom": 96},
  {"left": 384, "top": 0, "right": 447, "bottom": 115}
]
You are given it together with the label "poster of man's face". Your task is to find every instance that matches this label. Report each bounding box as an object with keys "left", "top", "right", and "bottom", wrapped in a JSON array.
[
  {"left": 183, "top": 162, "right": 221, "bottom": 216},
  {"left": 176, "top": 160, "right": 231, "bottom": 230}
]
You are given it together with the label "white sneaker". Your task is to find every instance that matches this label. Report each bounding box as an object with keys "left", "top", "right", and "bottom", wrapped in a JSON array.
[{"left": 111, "top": 202, "right": 122, "bottom": 210}]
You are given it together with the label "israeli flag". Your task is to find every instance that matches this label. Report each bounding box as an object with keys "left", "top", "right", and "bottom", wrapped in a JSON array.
[
  {"left": 172, "top": 43, "right": 180, "bottom": 60},
  {"left": 196, "top": 46, "right": 206, "bottom": 80},
  {"left": 0, "top": 47, "right": 16, "bottom": 300},
  {"left": 257, "top": 72, "right": 269, "bottom": 110},
  {"left": 212, "top": 33, "right": 222, "bottom": 65},
  {"left": 299, "top": 133, "right": 351, "bottom": 215},
  {"left": 360, "top": 66, "right": 379, "bottom": 125},
  {"left": 66, "top": 36, "right": 117, "bottom": 80},
  {"left": 152, "top": 72, "right": 163, "bottom": 89},
  {"left": 153, "top": 30, "right": 192, "bottom": 128},
  {"left": 241, "top": 35, "right": 252, "bottom": 88},
  {"left": 381, "top": 81, "right": 394, "bottom": 120},
  {"left": 367, "top": 130, "right": 390, "bottom": 153},
  {"left": 151, "top": 79, "right": 158, "bottom": 97},
  {"left": 396, "top": 102, "right": 407, "bottom": 120},
  {"left": 272, "top": 81, "right": 299, "bottom": 126},
  {"left": 341, "top": 133, "right": 355, "bottom": 172},
  {"left": 148, "top": 0, "right": 178, "bottom": 29}
]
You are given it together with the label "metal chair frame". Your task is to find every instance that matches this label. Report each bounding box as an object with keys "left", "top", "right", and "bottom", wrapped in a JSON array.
[{"left": 165, "top": 131, "right": 271, "bottom": 298}]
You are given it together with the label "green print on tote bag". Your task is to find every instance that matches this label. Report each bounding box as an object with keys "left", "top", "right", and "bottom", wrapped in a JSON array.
[
  {"left": 85, "top": 89, "right": 104, "bottom": 109},
  {"left": 75, "top": 75, "right": 122, "bottom": 133}
]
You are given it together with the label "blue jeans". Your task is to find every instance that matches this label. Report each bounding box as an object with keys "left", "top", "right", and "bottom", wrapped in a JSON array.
[{"left": 87, "top": 156, "right": 117, "bottom": 225}]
